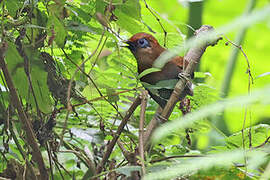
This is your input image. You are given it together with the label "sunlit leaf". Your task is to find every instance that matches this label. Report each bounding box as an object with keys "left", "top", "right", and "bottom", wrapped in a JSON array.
[
  {"left": 138, "top": 68, "right": 161, "bottom": 79},
  {"left": 117, "top": 0, "right": 141, "bottom": 20},
  {"left": 152, "top": 86, "right": 270, "bottom": 143},
  {"left": 47, "top": 15, "right": 67, "bottom": 48},
  {"left": 144, "top": 150, "right": 267, "bottom": 180},
  {"left": 116, "top": 166, "right": 141, "bottom": 176},
  {"left": 6, "top": 0, "right": 20, "bottom": 17},
  {"left": 6, "top": 42, "right": 28, "bottom": 101},
  {"left": 114, "top": 11, "right": 143, "bottom": 34},
  {"left": 70, "top": 127, "right": 105, "bottom": 143},
  {"left": 67, "top": 21, "right": 100, "bottom": 34},
  {"left": 226, "top": 124, "right": 270, "bottom": 149}
]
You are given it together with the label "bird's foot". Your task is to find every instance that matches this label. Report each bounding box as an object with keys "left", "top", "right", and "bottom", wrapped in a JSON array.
[
  {"left": 155, "top": 113, "right": 167, "bottom": 123},
  {"left": 178, "top": 72, "right": 191, "bottom": 81}
]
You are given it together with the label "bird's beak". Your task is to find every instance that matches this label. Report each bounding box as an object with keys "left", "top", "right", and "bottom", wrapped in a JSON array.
[{"left": 122, "top": 41, "right": 136, "bottom": 52}]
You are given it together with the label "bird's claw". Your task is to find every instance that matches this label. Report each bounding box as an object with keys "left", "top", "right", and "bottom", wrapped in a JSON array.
[
  {"left": 155, "top": 113, "right": 167, "bottom": 123},
  {"left": 178, "top": 72, "right": 191, "bottom": 81}
]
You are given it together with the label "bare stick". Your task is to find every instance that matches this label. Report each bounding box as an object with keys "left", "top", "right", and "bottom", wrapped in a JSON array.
[
  {"left": 139, "top": 90, "right": 148, "bottom": 176},
  {"left": 143, "top": 106, "right": 162, "bottom": 148},
  {"left": 117, "top": 139, "right": 131, "bottom": 162},
  {"left": 143, "top": 0, "right": 167, "bottom": 46}
]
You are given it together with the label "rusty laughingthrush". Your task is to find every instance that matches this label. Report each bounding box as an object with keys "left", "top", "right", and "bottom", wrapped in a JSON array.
[{"left": 124, "top": 32, "right": 193, "bottom": 108}]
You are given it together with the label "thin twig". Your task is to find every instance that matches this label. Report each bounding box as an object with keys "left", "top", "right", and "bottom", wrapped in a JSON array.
[
  {"left": 54, "top": 159, "right": 65, "bottom": 180},
  {"left": 117, "top": 139, "right": 131, "bottom": 162},
  {"left": 143, "top": 0, "right": 167, "bottom": 47},
  {"left": 55, "top": 132, "right": 96, "bottom": 171},
  {"left": 223, "top": 35, "right": 253, "bottom": 170},
  {"left": 61, "top": 47, "right": 138, "bottom": 122},
  {"left": 89, "top": 32, "right": 107, "bottom": 74},
  {"left": 9, "top": 121, "right": 37, "bottom": 180},
  {"left": 52, "top": 154, "right": 73, "bottom": 177},
  {"left": 143, "top": 106, "right": 162, "bottom": 148},
  {"left": 139, "top": 90, "right": 148, "bottom": 176},
  {"left": 253, "top": 136, "right": 270, "bottom": 149},
  {"left": 46, "top": 143, "right": 54, "bottom": 180}
]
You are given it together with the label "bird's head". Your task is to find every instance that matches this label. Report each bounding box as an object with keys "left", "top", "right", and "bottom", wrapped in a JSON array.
[{"left": 124, "top": 33, "right": 165, "bottom": 72}]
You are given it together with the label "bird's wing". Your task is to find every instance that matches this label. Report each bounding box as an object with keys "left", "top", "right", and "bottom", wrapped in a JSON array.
[
  {"left": 171, "top": 56, "right": 188, "bottom": 70},
  {"left": 171, "top": 56, "right": 194, "bottom": 79}
]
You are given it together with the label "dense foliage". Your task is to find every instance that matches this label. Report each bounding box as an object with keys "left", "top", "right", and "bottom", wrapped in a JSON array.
[{"left": 0, "top": 0, "right": 270, "bottom": 179}]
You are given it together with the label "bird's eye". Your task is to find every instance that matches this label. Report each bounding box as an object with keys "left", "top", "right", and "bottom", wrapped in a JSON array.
[{"left": 137, "top": 38, "right": 150, "bottom": 48}]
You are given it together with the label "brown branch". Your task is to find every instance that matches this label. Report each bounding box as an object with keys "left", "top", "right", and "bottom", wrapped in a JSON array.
[
  {"left": 143, "top": 106, "right": 162, "bottom": 148},
  {"left": 143, "top": 25, "right": 222, "bottom": 148},
  {"left": 138, "top": 90, "right": 148, "bottom": 176},
  {"left": 95, "top": 96, "right": 142, "bottom": 176},
  {"left": 46, "top": 143, "right": 54, "bottom": 180},
  {"left": 0, "top": 42, "right": 48, "bottom": 180},
  {"left": 117, "top": 139, "right": 131, "bottom": 162},
  {"left": 9, "top": 121, "right": 37, "bottom": 180}
]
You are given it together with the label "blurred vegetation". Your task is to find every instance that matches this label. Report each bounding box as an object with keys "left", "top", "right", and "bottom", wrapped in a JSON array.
[{"left": 0, "top": 0, "right": 270, "bottom": 179}]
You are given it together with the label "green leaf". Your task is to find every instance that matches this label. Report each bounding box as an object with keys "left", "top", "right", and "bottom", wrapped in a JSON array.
[
  {"left": 25, "top": 49, "right": 52, "bottom": 113},
  {"left": 106, "top": 88, "right": 119, "bottom": 103},
  {"left": 226, "top": 124, "right": 270, "bottom": 149},
  {"left": 6, "top": 0, "right": 20, "bottom": 17},
  {"left": 141, "top": 79, "right": 178, "bottom": 90},
  {"left": 144, "top": 150, "right": 267, "bottom": 180},
  {"left": 194, "top": 72, "right": 212, "bottom": 78},
  {"left": 47, "top": 15, "right": 67, "bottom": 48},
  {"left": 154, "top": 79, "right": 178, "bottom": 89},
  {"left": 116, "top": 166, "right": 141, "bottom": 176},
  {"left": 67, "top": 21, "right": 100, "bottom": 34},
  {"left": 5, "top": 42, "right": 52, "bottom": 113},
  {"left": 152, "top": 86, "right": 270, "bottom": 143},
  {"left": 114, "top": 11, "right": 143, "bottom": 34},
  {"left": 6, "top": 41, "right": 28, "bottom": 101},
  {"left": 152, "top": 50, "right": 175, "bottom": 69},
  {"left": 68, "top": 5, "right": 92, "bottom": 23},
  {"left": 36, "top": 8, "right": 48, "bottom": 27},
  {"left": 70, "top": 127, "right": 105, "bottom": 143},
  {"left": 95, "top": 0, "right": 106, "bottom": 13},
  {"left": 138, "top": 68, "right": 161, "bottom": 79},
  {"left": 116, "top": 0, "right": 141, "bottom": 20}
]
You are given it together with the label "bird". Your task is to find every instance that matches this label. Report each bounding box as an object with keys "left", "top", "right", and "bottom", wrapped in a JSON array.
[{"left": 125, "top": 32, "right": 193, "bottom": 108}]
